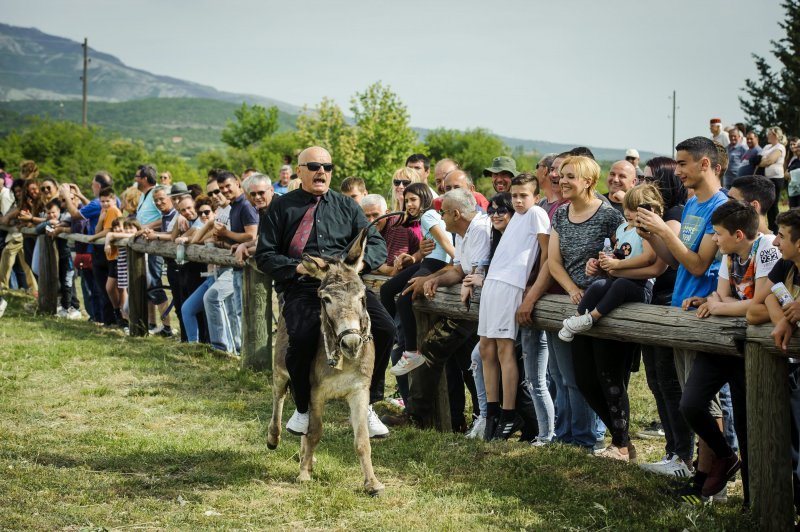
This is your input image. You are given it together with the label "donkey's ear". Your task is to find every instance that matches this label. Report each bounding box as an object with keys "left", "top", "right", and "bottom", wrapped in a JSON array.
[
  {"left": 302, "top": 254, "right": 329, "bottom": 279},
  {"left": 343, "top": 228, "right": 369, "bottom": 271}
]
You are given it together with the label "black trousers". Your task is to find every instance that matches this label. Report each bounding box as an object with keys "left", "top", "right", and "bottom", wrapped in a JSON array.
[
  {"left": 283, "top": 281, "right": 395, "bottom": 413},
  {"left": 174, "top": 261, "right": 206, "bottom": 343},
  {"left": 578, "top": 277, "right": 651, "bottom": 316},
  {"left": 573, "top": 337, "right": 634, "bottom": 448},
  {"left": 55, "top": 239, "right": 79, "bottom": 310},
  {"left": 680, "top": 352, "right": 748, "bottom": 500}
]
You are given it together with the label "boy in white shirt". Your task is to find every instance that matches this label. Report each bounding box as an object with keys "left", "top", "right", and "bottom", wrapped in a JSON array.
[{"left": 476, "top": 174, "right": 550, "bottom": 440}]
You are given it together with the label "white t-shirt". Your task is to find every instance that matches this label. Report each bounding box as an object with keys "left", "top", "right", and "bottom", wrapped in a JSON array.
[
  {"left": 215, "top": 205, "right": 232, "bottom": 229},
  {"left": 761, "top": 143, "right": 787, "bottom": 178},
  {"left": 718, "top": 233, "right": 780, "bottom": 300},
  {"left": 453, "top": 213, "right": 492, "bottom": 274},
  {"left": 713, "top": 131, "right": 730, "bottom": 146},
  {"left": 486, "top": 205, "right": 551, "bottom": 289}
]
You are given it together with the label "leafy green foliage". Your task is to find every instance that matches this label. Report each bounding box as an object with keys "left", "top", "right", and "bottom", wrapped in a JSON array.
[
  {"left": 425, "top": 127, "right": 509, "bottom": 185},
  {"left": 296, "top": 97, "right": 361, "bottom": 186},
  {"left": 221, "top": 103, "right": 280, "bottom": 149},
  {"left": 740, "top": 0, "right": 800, "bottom": 134}
]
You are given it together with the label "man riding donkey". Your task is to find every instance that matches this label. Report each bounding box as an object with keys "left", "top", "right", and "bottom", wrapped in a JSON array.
[{"left": 255, "top": 146, "right": 396, "bottom": 493}]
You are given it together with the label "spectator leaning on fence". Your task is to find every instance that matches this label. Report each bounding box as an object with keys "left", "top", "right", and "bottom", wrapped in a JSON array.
[
  {"left": 235, "top": 174, "right": 274, "bottom": 265},
  {"left": 139, "top": 185, "right": 177, "bottom": 337},
  {"left": 255, "top": 145, "right": 395, "bottom": 439},
  {"left": 87, "top": 187, "right": 125, "bottom": 328},
  {"left": 635, "top": 136, "right": 729, "bottom": 502}
]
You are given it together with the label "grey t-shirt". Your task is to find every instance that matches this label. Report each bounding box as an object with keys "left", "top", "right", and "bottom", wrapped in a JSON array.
[{"left": 551, "top": 202, "right": 625, "bottom": 289}]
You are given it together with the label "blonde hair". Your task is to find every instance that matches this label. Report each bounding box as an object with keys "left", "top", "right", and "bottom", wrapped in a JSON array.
[
  {"left": 558, "top": 155, "right": 600, "bottom": 197},
  {"left": 121, "top": 185, "right": 142, "bottom": 214},
  {"left": 287, "top": 178, "right": 301, "bottom": 192},
  {"left": 767, "top": 126, "right": 788, "bottom": 146},
  {"left": 622, "top": 184, "right": 664, "bottom": 217},
  {"left": 390, "top": 167, "right": 424, "bottom": 211}
]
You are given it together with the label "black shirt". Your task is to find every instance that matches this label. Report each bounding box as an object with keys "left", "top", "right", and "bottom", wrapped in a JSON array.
[{"left": 255, "top": 187, "right": 387, "bottom": 292}]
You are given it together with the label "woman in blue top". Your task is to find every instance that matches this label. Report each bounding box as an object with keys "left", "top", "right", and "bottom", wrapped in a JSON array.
[{"left": 381, "top": 183, "right": 455, "bottom": 376}]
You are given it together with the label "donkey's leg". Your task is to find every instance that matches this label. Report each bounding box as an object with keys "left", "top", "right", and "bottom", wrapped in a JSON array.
[
  {"left": 267, "top": 369, "right": 289, "bottom": 450},
  {"left": 298, "top": 394, "right": 324, "bottom": 483},
  {"left": 347, "top": 390, "right": 384, "bottom": 496}
]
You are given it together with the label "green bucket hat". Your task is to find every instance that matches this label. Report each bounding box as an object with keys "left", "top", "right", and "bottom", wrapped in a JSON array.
[{"left": 483, "top": 156, "right": 518, "bottom": 177}]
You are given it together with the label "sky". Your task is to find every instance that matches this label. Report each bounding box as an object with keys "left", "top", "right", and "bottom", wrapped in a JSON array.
[{"left": 2, "top": 0, "right": 788, "bottom": 155}]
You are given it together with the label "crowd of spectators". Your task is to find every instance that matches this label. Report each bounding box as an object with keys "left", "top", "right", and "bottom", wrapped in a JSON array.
[{"left": 1, "top": 118, "right": 800, "bottom": 510}]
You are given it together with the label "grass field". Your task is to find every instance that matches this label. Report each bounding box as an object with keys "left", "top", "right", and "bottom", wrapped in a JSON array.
[{"left": 0, "top": 290, "right": 754, "bottom": 530}]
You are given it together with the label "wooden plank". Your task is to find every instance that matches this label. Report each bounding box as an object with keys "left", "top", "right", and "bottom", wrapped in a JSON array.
[
  {"left": 36, "top": 235, "right": 59, "bottom": 314},
  {"left": 240, "top": 263, "right": 270, "bottom": 372},
  {"left": 127, "top": 247, "right": 148, "bottom": 337},
  {"left": 745, "top": 341, "right": 794, "bottom": 530},
  {"left": 127, "top": 239, "right": 242, "bottom": 268},
  {"left": 745, "top": 324, "right": 800, "bottom": 356}
]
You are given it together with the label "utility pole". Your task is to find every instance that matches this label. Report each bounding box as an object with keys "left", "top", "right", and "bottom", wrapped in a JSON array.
[{"left": 81, "top": 38, "right": 88, "bottom": 128}]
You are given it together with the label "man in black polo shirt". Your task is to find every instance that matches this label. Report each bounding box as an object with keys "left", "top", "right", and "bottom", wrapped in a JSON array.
[{"left": 256, "top": 146, "right": 394, "bottom": 438}]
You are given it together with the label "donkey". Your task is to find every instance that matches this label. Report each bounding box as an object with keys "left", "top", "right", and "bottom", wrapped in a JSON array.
[{"left": 266, "top": 229, "right": 384, "bottom": 496}]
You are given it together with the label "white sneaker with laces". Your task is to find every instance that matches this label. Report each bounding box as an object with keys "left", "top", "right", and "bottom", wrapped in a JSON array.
[
  {"left": 465, "top": 416, "right": 486, "bottom": 439},
  {"left": 390, "top": 351, "right": 426, "bottom": 376},
  {"left": 149, "top": 325, "right": 164, "bottom": 336},
  {"left": 530, "top": 437, "right": 553, "bottom": 447},
  {"left": 367, "top": 405, "right": 389, "bottom": 438},
  {"left": 640, "top": 454, "right": 692, "bottom": 478},
  {"left": 286, "top": 409, "right": 309, "bottom": 435},
  {"left": 56, "top": 307, "right": 69, "bottom": 318},
  {"left": 66, "top": 307, "right": 82, "bottom": 320},
  {"left": 559, "top": 311, "right": 593, "bottom": 343}
]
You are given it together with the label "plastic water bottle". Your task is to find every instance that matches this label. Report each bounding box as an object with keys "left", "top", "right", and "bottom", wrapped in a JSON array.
[
  {"left": 602, "top": 238, "right": 614, "bottom": 257},
  {"left": 771, "top": 282, "right": 794, "bottom": 307},
  {"left": 176, "top": 242, "right": 186, "bottom": 265}
]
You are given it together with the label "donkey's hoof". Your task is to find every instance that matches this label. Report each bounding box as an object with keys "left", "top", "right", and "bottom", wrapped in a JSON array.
[
  {"left": 267, "top": 441, "right": 278, "bottom": 450},
  {"left": 366, "top": 482, "right": 385, "bottom": 497},
  {"left": 297, "top": 471, "right": 312, "bottom": 483}
]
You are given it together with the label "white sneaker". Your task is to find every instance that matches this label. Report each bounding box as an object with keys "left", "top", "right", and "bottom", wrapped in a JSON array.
[
  {"left": 465, "top": 416, "right": 486, "bottom": 439},
  {"left": 286, "top": 409, "right": 309, "bottom": 436},
  {"left": 149, "top": 325, "right": 164, "bottom": 336},
  {"left": 0, "top": 298, "right": 7, "bottom": 318},
  {"left": 530, "top": 437, "right": 553, "bottom": 447},
  {"left": 367, "top": 406, "right": 389, "bottom": 438},
  {"left": 640, "top": 454, "right": 692, "bottom": 478},
  {"left": 66, "top": 307, "right": 82, "bottom": 320},
  {"left": 711, "top": 484, "right": 728, "bottom": 504},
  {"left": 558, "top": 311, "right": 593, "bottom": 342},
  {"left": 57, "top": 307, "right": 69, "bottom": 318},
  {"left": 390, "top": 351, "right": 426, "bottom": 376}
]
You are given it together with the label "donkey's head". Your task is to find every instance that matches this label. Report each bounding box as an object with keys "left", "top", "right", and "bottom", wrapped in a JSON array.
[{"left": 302, "top": 228, "right": 372, "bottom": 366}]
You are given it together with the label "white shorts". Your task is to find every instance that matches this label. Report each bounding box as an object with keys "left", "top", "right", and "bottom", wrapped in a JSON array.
[{"left": 477, "top": 279, "right": 523, "bottom": 340}]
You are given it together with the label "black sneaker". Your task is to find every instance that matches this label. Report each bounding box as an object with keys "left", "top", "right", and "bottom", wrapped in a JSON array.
[
  {"left": 674, "top": 483, "right": 705, "bottom": 506},
  {"left": 158, "top": 327, "right": 175, "bottom": 338},
  {"left": 484, "top": 415, "right": 499, "bottom": 441},
  {"left": 492, "top": 414, "right": 523, "bottom": 441}
]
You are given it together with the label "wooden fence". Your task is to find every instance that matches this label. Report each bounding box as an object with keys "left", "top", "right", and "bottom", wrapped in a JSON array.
[{"left": 4, "top": 225, "right": 799, "bottom": 530}]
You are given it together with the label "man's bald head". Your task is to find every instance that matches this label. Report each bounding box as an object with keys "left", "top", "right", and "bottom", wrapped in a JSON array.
[
  {"left": 434, "top": 158, "right": 458, "bottom": 194},
  {"left": 297, "top": 146, "right": 333, "bottom": 196},
  {"left": 443, "top": 170, "right": 474, "bottom": 192},
  {"left": 607, "top": 160, "right": 637, "bottom": 199}
]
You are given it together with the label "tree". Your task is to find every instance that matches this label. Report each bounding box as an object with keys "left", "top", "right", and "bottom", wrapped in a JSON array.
[
  {"left": 296, "top": 97, "right": 361, "bottom": 186},
  {"left": 424, "top": 127, "right": 509, "bottom": 184},
  {"left": 221, "top": 103, "right": 280, "bottom": 149},
  {"left": 739, "top": 0, "right": 800, "bottom": 135},
  {"left": 350, "top": 82, "right": 417, "bottom": 191}
]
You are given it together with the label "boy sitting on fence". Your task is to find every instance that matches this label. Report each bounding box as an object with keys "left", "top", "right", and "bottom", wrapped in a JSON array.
[
  {"left": 680, "top": 200, "right": 780, "bottom": 506},
  {"left": 35, "top": 198, "right": 81, "bottom": 319}
]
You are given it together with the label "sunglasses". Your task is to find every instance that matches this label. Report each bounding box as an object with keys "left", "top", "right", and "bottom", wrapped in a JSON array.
[
  {"left": 41, "top": 186, "right": 53, "bottom": 192},
  {"left": 198, "top": 209, "right": 212, "bottom": 216},
  {"left": 393, "top": 179, "right": 412, "bottom": 187},
  {"left": 208, "top": 189, "right": 222, "bottom": 195},
  {"left": 487, "top": 206, "right": 510, "bottom": 216},
  {"left": 300, "top": 162, "right": 334, "bottom": 172},
  {"left": 249, "top": 190, "right": 268, "bottom": 197}
]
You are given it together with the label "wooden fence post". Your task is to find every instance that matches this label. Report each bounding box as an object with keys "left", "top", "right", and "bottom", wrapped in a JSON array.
[
  {"left": 37, "top": 235, "right": 59, "bottom": 314},
  {"left": 410, "top": 310, "right": 451, "bottom": 432},
  {"left": 745, "top": 341, "right": 793, "bottom": 530},
  {"left": 127, "top": 246, "right": 148, "bottom": 337},
  {"left": 240, "top": 263, "right": 271, "bottom": 371}
]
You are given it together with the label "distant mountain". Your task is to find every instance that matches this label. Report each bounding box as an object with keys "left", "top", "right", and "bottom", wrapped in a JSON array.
[
  {"left": 0, "top": 22, "right": 662, "bottom": 162},
  {"left": 0, "top": 22, "right": 300, "bottom": 113}
]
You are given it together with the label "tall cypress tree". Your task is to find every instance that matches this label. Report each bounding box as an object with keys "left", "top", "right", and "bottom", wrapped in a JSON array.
[{"left": 739, "top": 0, "right": 800, "bottom": 135}]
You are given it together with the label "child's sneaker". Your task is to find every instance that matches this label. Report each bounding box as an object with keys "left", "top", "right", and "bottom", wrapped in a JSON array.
[
  {"left": 66, "top": 307, "right": 82, "bottom": 320},
  {"left": 558, "top": 311, "right": 593, "bottom": 342},
  {"left": 56, "top": 307, "right": 69, "bottom": 318},
  {"left": 390, "top": 351, "right": 426, "bottom": 376},
  {"left": 465, "top": 416, "right": 486, "bottom": 439}
]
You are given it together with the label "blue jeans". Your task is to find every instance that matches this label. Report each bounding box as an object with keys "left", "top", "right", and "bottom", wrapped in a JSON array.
[
  {"left": 470, "top": 342, "right": 487, "bottom": 418},
  {"left": 719, "top": 382, "right": 740, "bottom": 454},
  {"left": 182, "top": 276, "right": 214, "bottom": 342},
  {"left": 546, "top": 331, "right": 597, "bottom": 448},
  {"left": 521, "top": 328, "right": 554, "bottom": 441},
  {"left": 203, "top": 268, "right": 239, "bottom": 353},
  {"left": 232, "top": 269, "right": 244, "bottom": 346}
]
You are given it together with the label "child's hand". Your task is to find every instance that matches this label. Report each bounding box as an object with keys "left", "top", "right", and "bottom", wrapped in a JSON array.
[
  {"left": 463, "top": 273, "right": 484, "bottom": 288},
  {"left": 419, "top": 238, "right": 435, "bottom": 257},
  {"left": 682, "top": 296, "right": 706, "bottom": 310},
  {"left": 695, "top": 300, "right": 721, "bottom": 318},
  {"left": 598, "top": 254, "right": 620, "bottom": 271}
]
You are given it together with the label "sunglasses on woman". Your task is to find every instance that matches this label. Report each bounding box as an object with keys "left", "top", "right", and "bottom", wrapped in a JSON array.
[
  {"left": 393, "top": 179, "right": 412, "bottom": 187},
  {"left": 487, "top": 206, "right": 510, "bottom": 215},
  {"left": 198, "top": 209, "right": 213, "bottom": 216}
]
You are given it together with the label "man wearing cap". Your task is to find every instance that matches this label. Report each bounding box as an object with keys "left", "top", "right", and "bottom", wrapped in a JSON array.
[
  {"left": 273, "top": 165, "right": 293, "bottom": 195},
  {"left": 710, "top": 118, "right": 730, "bottom": 146},
  {"left": 625, "top": 149, "right": 644, "bottom": 179},
  {"left": 483, "top": 156, "right": 518, "bottom": 193},
  {"left": 604, "top": 160, "right": 638, "bottom": 214}
]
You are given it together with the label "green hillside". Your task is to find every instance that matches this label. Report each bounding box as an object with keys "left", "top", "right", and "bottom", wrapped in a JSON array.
[{"left": 0, "top": 98, "right": 297, "bottom": 158}]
